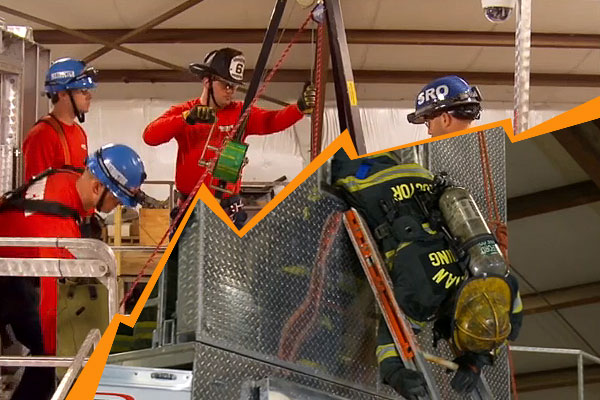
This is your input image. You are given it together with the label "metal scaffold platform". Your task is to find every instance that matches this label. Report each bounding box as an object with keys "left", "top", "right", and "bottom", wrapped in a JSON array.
[{"left": 105, "top": 127, "right": 513, "bottom": 399}]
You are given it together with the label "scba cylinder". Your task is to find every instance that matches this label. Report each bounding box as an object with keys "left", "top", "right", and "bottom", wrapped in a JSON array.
[{"left": 438, "top": 187, "right": 507, "bottom": 277}]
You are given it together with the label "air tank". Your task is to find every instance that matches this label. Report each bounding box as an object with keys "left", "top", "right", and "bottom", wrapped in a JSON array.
[{"left": 438, "top": 186, "right": 507, "bottom": 277}]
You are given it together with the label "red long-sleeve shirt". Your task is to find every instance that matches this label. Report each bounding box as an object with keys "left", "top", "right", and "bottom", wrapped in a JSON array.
[
  {"left": 23, "top": 118, "right": 88, "bottom": 181},
  {"left": 0, "top": 171, "right": 86, "bottom": 355},
  {"left": 143, "top": 99, "right": 304, "bottom": 196}
]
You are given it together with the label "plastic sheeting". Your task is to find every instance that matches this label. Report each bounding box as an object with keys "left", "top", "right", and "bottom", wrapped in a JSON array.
[{"left": 80, "top": 99, "right": 566, "bottom": 200}]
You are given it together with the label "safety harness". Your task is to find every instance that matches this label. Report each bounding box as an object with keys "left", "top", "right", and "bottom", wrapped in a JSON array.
[
  {"left": 35, "top": 114, "right": 73, "bottom": 165},
  {"left": 0, "top": 168, "right": 83, "bottom": 224},
  {"left": 334, "top": 153, "right": 442, "bottom": 255}
]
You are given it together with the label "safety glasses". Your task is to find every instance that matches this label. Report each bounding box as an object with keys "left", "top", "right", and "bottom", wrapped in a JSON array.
[{"left": 215, "top": 78, "right": 239, "bottom": 91}]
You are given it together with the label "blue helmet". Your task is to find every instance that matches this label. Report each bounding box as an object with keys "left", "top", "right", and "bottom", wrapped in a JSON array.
[
  {"left": 44, "top": 58, "right": 98, "bottom": 96},
  {"left": 87, "top": 144, "right": 147, "bottom": 207},
  {"left": 407, "top": 75, "right": 482, "bottom": 124}
]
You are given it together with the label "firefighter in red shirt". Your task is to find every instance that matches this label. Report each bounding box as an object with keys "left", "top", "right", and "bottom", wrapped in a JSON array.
[
  {"left": 0, "top": 144, "right": 146, "bottom": 400},
  {"left": 143, "top": 47, "right": 315, "bottom": 227},
  {"left": 22, "top": 57, "right": 98, "bottom": 181}
]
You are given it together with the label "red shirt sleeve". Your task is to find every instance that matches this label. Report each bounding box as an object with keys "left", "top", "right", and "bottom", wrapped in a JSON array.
[
  {"left": 22, "top": 123, "right": 61, "bottom": 181},
  {"left": 245, "top": 104, "right": 304, "bottom": 136},
  {"left": 143, "top": 99, "right": 200, "bottom": 146}
]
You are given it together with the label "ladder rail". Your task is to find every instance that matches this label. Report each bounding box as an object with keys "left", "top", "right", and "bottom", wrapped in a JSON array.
[
  {"left": 52, "top": 329, "right": 100, "bottom": 400},
  {"left": 343, "top": 208, "right": 499, "bottom": 400},
  {"left": 343, "top": 209, "right": 443, "bottom": 400}
]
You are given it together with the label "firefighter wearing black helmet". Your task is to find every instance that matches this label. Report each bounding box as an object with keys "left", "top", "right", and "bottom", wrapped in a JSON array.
[{"left": 144, "top": 47, "right": 316, "bottom": 227}]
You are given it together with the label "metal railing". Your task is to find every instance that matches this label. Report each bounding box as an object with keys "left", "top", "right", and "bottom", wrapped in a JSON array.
[
  {"left": 0, "top": 238, "right": 118, "bottom": 398},
  {"left": 0, "top": 237, "right": 119, "bottom": 318},
  {"left": 511, "top": 345, "right": 600, "bottom": 400},
  {"left": 0, "top": 329, "right": 100, "bottom": 400}
]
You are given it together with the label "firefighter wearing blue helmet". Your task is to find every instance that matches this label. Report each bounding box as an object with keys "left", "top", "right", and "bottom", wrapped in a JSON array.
[
  {"left": 407, "top": 76, "right": 482, "bottom": 137},
  {"left": 0, "top": 143, "right": 145, "bottom": 400},
  {"left": 86, "top": 144, "right": 147, "bottom": 211},
  {"left": 23, "top": 58, "right": 99, "bottom": 181},
  {"left": 44, "top": 58, "right": 98, "bottom": 124}
]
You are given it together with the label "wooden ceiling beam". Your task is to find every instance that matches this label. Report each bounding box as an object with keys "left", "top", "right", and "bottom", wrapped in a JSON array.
[
  {"left": 82, "top": 0, "right": 207, "bottom": 63},
  {"left": 33, "top": 29, "right": 600, "bottom": 49},
  {"left": 507, "top": 180, "right": 600, "bottom": 221},
  {"left": 552, "top": 121, "right": 600, "bottom": 189},
  {"left": 522, "top": 281, "right": 600, "bottom": 315},
  {"left": 95, "top": 69, "right": 600, "bottom": 88},
  {"left": 0, "top": 5, "right": 184, "bottom": 71}
]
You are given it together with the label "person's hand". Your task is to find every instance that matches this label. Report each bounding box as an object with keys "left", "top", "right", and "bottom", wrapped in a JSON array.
[
  {"left": 387, "top": 368, "right": 427, "bottom": 400},
  {"left": 183, "top": 105, "right": 216, "bottom": 124},
  {"left": 297, "top": 82, "right": 316, "bottom": 114},
  {"left": 450, "top": 352, "right": 493, "bottom": 394}
]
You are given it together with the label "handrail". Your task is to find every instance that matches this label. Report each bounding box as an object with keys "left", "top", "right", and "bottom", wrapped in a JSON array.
[
  {"left": 52, "top": 329, "right": 101, "bottom": 400},
  {"left": 0, "top": 329, "right": 100, "bottom": 400},
  {"left": 110, "top": 245, "right": 167, "bottom": 252},
  {"left": 0, "top": 356, "right": 88, "bottom": 368},
  {"left": 511, "top": 345, "right": 600, "bottom": 400},
  {"left": 0, "top": 237, "right": 118, "bottom": 320}
]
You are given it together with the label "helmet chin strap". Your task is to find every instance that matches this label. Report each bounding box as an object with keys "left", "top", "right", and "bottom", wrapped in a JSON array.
[
  {"left": 68, "top": 91, "right": 85, "bottom": 123},
  {"left": 208, "top": 77, "right": 223, "bottom": 109},
  {"left": 95, "top": 187, "right": 109, "bottom": 213}
]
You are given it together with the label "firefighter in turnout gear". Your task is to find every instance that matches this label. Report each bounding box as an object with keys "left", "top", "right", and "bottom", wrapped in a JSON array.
[
  {"left": 0, "top": 144, "right": 146, "bottom": 400},
  {"left": 331, "top": 149, "right": 523, "bottom": 398}
]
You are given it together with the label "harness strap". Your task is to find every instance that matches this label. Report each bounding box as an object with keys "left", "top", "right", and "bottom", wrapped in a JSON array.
[
  {"left": 36, "top": 114, "right": 71, "bottom": 165},
  {"left": 0, "top": 168, "right": 82, "bottom": 223}
]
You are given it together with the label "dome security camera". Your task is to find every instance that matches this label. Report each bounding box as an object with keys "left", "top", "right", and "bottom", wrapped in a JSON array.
[{"left": 481, "top": 0, "right": 516, "bottom": 23}]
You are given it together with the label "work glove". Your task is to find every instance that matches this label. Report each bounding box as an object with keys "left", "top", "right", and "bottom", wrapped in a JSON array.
[
  {"left": 386, "top": 367, "right": 427, "bottom": 400},
  {"left": 221, "top": 195, "right": 248, "bottom": 229},
  {"left": 183, "top": 105, "right": 216, "bottom": 124},
  {"left": 450, "top": 352, "right": 493, "bottom": 394},
  {"left": 297, "top": 81, "right": 316, "bottom": 114}
]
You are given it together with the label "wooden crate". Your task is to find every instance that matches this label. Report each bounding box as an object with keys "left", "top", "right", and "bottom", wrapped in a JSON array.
[{"left": 139, "top": 208, "right": 170, "bottom": 246}]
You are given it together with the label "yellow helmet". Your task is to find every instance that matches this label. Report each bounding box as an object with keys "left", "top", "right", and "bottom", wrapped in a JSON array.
[{"left": 452, "top": 276, "right": 512, "bottom": 353}]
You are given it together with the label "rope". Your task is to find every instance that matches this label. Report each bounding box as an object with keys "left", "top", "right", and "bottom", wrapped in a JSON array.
[
  {"left": 477, "top": 131, "right": 509, "bottom": 262},
  {"left": 231, "top": 11, "right": 314, "bottom": 140},
  {"left": 311, "top": 18, "right": 325, "bottom": 161},
  {"left": 478, "top": 131, "right": 518, "bottom": 398},
  {"left": 120, "top": 9, "right": 315, "bottom": 310},
  {"left": 278, "top": 212, "right": 342, "bottom": 361}
]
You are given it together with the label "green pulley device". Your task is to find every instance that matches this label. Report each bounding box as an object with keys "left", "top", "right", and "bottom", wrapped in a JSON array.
[{"left": 212, "top": 138, "right": 248, "bottom": 183}]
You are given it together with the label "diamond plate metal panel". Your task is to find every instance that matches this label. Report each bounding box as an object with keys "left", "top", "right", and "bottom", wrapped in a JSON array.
[
  {"left": 191, "top": 342, "right": 393, "bottom": 400},
  {"left": 177, "top": 208, "right": 202, "bottom": 336},
  {"left": 177, "top": 128, "right": 510, "bottom": 399},
  {"left": 426, "top": 127, "right": 510, "bottom": 400},
  {"left": 411, "top": 325, "right": 510, "bottom": 400},
  {"left": 429, "top": 127, "right": 506, "bottom": 221},
  {"left": 178, "top": 174, "right": 387, "bottom": 392}
]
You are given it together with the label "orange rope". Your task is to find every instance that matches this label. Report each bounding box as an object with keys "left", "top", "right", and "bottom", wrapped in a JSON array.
[
  {"left": 229, "top": 11, "right": 314, "bottom": 140},
  {"left": 478, "top": 131, "right": 518, "bottom": 398},
  {"left": 311, "top": 20, "right": 325, "bottom": 161},
  {"left": 120, "top": 10, "right": 315, "bottom": 309},
  {"left": 477, "top": 131, "right": 509, "bottom": 262}
]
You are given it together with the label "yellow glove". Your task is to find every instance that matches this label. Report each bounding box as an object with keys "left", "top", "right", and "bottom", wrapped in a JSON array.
[
  {"left": 297, "top": 82, "right": 316, "bottom": 114},
  {"left": 183, "top": 105, "right": 216, "bottom": 125}
]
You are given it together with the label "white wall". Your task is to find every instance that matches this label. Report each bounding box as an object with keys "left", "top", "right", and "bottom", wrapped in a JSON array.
[{"left": 81, "top": 97, "right": 568, "bottom": 200}]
